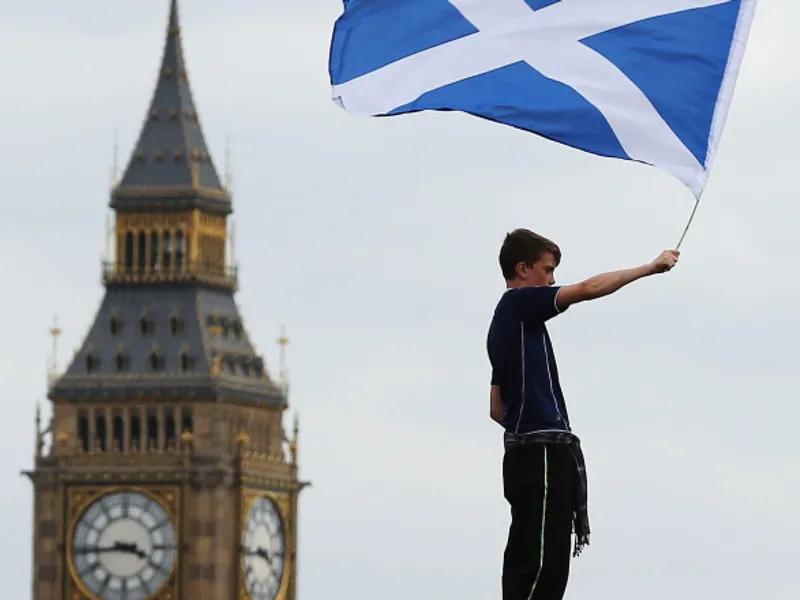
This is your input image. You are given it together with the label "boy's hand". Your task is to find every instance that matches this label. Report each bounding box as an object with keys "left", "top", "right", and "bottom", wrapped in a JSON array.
[{"left": 649, "top": 250, "right": 680, "bottom": 274}]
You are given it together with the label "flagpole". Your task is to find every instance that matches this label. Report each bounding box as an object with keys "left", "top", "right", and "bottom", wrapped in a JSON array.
[{"left": 676, "top": 198, "right": 700, "bottom": 250}]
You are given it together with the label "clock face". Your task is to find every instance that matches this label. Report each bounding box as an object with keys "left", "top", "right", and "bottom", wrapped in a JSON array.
[
  {"left": 242, "top": 496, "right": 285, "bottom": 600},
  {"left": 70, "top": 490, "right": 177, "bottom": 600}
]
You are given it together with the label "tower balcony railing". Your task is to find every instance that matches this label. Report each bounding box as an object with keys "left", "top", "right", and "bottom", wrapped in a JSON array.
[
  {"left": 102, "top": 260, "right": 238, "bottom": 290},
  {"left": 37, "top": 432, "right": 196, "bottom": 469}
]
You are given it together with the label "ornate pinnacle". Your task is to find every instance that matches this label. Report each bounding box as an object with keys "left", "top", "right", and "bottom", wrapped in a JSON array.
[
  {"left": 289, "top": 413, "right": 299, "bottom": 465},
  {"left": 34, "top": 403, "right": 43, "bottom": 458}
]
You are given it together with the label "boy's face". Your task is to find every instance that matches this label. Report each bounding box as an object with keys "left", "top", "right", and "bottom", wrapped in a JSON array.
[{"left": 515, "top": 252, "right": 558, "bottom": 287}]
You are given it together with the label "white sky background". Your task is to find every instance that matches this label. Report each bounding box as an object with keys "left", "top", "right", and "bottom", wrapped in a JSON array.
[{"left": 0, "top": 0, "right": 797, "bottom": 598}]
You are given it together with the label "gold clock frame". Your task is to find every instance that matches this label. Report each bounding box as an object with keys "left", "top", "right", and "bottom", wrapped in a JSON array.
[
  {"left": 65, "top": 485, "right": 182, "bottom": 600},
  {"left": 239, "top": 489, "right": 292, "bottom": 600}
]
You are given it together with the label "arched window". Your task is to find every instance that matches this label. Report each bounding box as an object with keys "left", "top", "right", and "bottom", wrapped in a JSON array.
[
  {"left": 116, "top": 235, "right": 124, "bottom": 270},
  {"left": 137, "top": 231, "right": 146, "bottom": 273},
  {"left": 130, "top": 409, "right": 141, "bottom": 449},
  {"left": 150, "top": 232, "right": 159, "bottom": 271},
  {"left": 113, "top": 413, "right": 124, "bottom": 451},
  {"left": 95, "top": 411, "right": 107, "bottom": 452},
  {"left": 169, "top": 313, "right": 184, "bottom": 336},
  {"left": 175, "top": 231, "right": 185, "bottom": 271},
  {"left": 147, "top": 408, "right": 159, "bottom": 449},
  {"left": 124, "top": 232, "right": 134, "bottom": 273},
  {"left": 200, "top": 236, "right": 210, "bottom": 269},
  {"left": 78, "top": 410, "right": 89, "bottom": 452},
  {"left": 217, "top": 238, "right": 225, "bottom": 268},
  {"left": 185, "top": 234, "right": 191, "bottom": 268},
  {"left": 180, "top": 351, "right": 192, "bottom": 372},
  {"left": 181, "top": 408, "right": 193, "bottom": 434},
  {"left": 163, "top": 231, "right": 172, "bottom": 270},
  {"left": 115, "top": 350, "right": 128, "bottom": 372},
  {"left": 85, "top": 351, "right": 100, "bottom": 373},
  {"left": 140, "top": 312, "right": 154, "bottom": 336},
  {"left": 148, "top": 349, "right": 164, "bottom": 372},
  {"left": 165, "top": 409, "right": 176, "bottom": 447},
  {"left": 109, "top": 312, "right": 121, "bottom": 335}
]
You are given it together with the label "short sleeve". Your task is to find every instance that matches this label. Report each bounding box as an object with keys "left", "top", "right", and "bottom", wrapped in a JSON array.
[{"left": 513, "top": 286, "right": 566, "bottom": 324}]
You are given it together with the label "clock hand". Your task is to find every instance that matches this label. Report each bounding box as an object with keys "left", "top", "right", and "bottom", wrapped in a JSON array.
[
  {"left": 243, "top": 547, "right": 271, "bottom": 563},
  {"left": 113, "top": 541, "right": 178, "bottom": 560},
  {"left": 244, "top": 546, "right": 285, "bottom": 566},
  {"left": 73, "top": 541, "right": 145, "bottom": 557},
  {"left": 121, "top": 542, "right": 148, "bottom": 559}
]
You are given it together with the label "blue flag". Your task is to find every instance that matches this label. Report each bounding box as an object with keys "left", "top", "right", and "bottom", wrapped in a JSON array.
[{"left": 329, "top": 0, "right": 757, "bottom": 198}]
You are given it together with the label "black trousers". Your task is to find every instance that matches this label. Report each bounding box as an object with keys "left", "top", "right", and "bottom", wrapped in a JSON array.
[{"left": 502, "top": 443, "right": 576, "bottom": 600}]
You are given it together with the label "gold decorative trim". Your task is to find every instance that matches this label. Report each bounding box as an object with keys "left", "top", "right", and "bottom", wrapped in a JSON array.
[
  {"left": 101, "top": 268, "right": 237, "bottom": 291},
  {"left": 239, "top": 475, "right": 304, "bottom": 492},
  {"left": 113, "top": 185, "right": 230, "bottom": 203},
  {"left": 58, "top": 469, "right": 190, "bottom": 482}
]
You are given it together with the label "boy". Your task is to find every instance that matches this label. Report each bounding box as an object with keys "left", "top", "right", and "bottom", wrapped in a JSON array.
[{"left": 487, "top": 228, "right": 679, "bottom": 599}]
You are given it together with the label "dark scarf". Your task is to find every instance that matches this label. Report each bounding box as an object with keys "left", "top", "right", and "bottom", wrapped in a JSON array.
[{"left": 503, "top": 430, "right": 590, "bottom": 557}]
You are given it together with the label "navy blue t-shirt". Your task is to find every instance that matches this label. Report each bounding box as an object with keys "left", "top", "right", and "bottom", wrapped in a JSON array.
[{"left": 486, "top": 286, "right": 571, "bottom": 434}]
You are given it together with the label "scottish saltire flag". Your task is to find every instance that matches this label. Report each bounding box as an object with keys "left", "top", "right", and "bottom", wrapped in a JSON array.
[{"left": 328, "top": 0, "right": 757, "bottom": 198}]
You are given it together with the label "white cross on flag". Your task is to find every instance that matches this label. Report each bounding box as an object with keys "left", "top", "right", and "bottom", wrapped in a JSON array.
[{"left": 329, "top": 0, "right": 757, "bottom": 198}]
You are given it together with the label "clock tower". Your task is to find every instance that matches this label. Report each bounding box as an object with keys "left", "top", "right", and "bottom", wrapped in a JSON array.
[{"left": 23, "top": 2, "right": 309, "bottom": 599}]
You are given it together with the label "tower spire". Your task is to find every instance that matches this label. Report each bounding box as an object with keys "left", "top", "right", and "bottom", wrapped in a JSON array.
[
  {"left": 109, "top": 129, "right": 120, "bottom": 188},
  {"left": 47, "top": 316, "right": 62, "bottom": 389},
  {"left": 110, "top": 0, "right": 230, "bottom": 215},
  {"left": 224, "top": 135, "right": 234, "bottom": 195},
  {"left": 277, "top": 327, "right": 290, "bottom": 395}
]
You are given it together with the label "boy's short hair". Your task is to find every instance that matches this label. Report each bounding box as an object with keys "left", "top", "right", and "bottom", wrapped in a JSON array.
[{"left": 499, "top": 228, "right": 561, "bottom": 281}]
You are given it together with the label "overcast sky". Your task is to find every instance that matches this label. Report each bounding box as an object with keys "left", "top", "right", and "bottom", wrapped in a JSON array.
[{"left": 1, "top": 1, "right": 797, "bottom": 598}]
